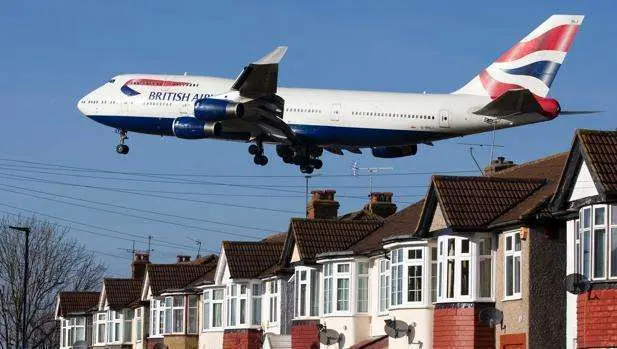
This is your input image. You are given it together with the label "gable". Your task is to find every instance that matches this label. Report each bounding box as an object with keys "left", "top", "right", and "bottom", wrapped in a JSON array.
[
  {"left": 569, "top": 161, "right": 599, "bottom": 201},
  {"left": 214, "top": 247, "right": 227, "bottom": 286},
  {"left": 429, "top": 203, "right": 448, "bottom": 232},
  {"left": 291, "top": 243, "right": 301, "bottom": 263}
]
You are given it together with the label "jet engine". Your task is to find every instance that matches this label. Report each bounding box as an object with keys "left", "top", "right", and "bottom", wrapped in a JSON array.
[
  {"left": 372, "top": 145, "right": 418, "bottom": 158},
  {"left": 172, "top": 117, "right": 222, "bottom": 139},
  {"left": 194, "top": 98, "right": 244, "bottom": 122}
]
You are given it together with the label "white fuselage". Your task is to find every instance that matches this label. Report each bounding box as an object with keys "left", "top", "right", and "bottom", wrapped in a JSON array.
[{"left": 77, "top": 74, "right": 547, "bottom": 148}]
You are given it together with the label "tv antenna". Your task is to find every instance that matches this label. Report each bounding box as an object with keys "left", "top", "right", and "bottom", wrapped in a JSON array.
[
  {"left": 117, "top": 240, "right": 137, "bottom": 255},
  {"left": 478, "top": 308, "right": 505, "bottom": 330},
  {"left": 352, "top": 162, "right": 394, "bottom": 197},
  {"left": 187, "top": 238, "right": 203, "bottom": 258}
]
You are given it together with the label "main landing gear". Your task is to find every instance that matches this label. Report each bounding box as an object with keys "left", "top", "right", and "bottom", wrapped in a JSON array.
[
  {"left": 276, "top": 145, "right": 323, "bottom": 174},
  {"left": 248, "top": 141, "right": 268, "bottom": 166},
  {"left": 115, "top": 129, "right": 129, "bottom": 155}
]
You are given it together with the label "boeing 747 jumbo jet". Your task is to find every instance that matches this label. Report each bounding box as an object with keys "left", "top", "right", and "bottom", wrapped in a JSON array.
[{"left": 78, "top": 14, "right": 591, "bottom": 173}]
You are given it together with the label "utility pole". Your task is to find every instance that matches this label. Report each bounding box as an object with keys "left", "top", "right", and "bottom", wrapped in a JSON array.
[{"left": 9, "top": 226, "right": 30, "bottom": 349}]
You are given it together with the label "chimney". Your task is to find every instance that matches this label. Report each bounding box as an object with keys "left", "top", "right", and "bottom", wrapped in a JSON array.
[
  {"left": 177, "top": 255, "right": 191, "bottom": 263},
  {"left": 307, "top": 189, "right": 340, "bottom": 220},
  {"left": 484, "top": 156, "right": 516, "bottom": 175},
  {"left": 365, "top": 192, "right": 397, "bottom": 218},
  {"left": 132, "top": 252, "right": 150, "bottom": 279}
]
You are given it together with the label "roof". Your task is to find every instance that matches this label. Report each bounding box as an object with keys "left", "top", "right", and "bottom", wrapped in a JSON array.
[
  {"left": 431, "top": 175, "right": 546, "bottom": 230},
  {"left": 261, "top": 232, "right": 288, "bottom": 243},
  {"left": 223, "top": 240, "right": 284, "bottom": 279},
  {"left": 103, "top": 278, "right": 143, "bottom": 310},
  {"left": 289, "top": 219, "right": 382, "bottom": 262},
  {"left": 146, "top": 263, "right": 217, "bottom": 296},
  {"left": 577, "top": 129, "right": 617, "bottom": 194},
  {"left": 338, "top": 209, "right": 384, "bottom": 221},
  {"left": 347, "top": 200, "right": 424, "bottom": 254},
  {"left": 57, "top": 292, "right": 100, "bottom": 317}
]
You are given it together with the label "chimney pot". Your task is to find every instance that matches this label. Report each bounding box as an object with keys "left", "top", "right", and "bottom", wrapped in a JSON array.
[
  {"left": 307, "top": 189, "right": 340, "bottom": 220},
  {"left": 365, "top": 192, "right": 397, "bottom": 218},
  {"left": 131, "top": 252, "right": 150, "bottom": 279},
  {"left": 484, "top": 156, "right": 516, "bottom": 175},
  {"left": 177, "top": 255, "right": 191, "bottom": 263}
]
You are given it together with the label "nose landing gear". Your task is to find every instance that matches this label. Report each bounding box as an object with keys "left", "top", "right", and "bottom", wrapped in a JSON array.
[{"left": 115, "top": 129, "right": 129, "bottom": 155}]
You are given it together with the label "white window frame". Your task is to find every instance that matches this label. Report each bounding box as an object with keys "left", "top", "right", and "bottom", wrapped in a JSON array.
[
  {"left": 378, "top": 258, "right": 390, "bottom": 314},
  {"left": 581, "top": 207, "right": 592, "bottom": 279},
  {"left": 504, "top": 231, "right": 522, "bottom": 300},
  {"left": 60, "top": 317, "right": 86, "bottom": 348},
  {"left": 187, "top": 295, "right": 198, "bottom": 334},
  {"left": 356, "top": 261, "right": 369, "bottom": 313},
  {"left": 406, "top": 248, "right": 424, "bottom": 304},
  {"left": 202, "top": 288, "right": 224, "bottom": 331},
  {"left": 436, "top": 235, "right": 494, "bottom": 303},
  {"left": 94, "top": 312, "right": 106, "bottom": 345},
  {"left": 323, "top": 264, "right": 333, "bottom": 315},
  {"left": 251, "top": 283, "right": 262, "bottom": 326},
  {"left": 295, "top": 267, "right": 319, "bottom": 318},
  {"left": 579, "top": 204, "right": 617, "bottom": 282},
  {"left": 161, "top": 295, "right": 186, "bottom": 335},
  {"left": 335, "top": 263, "right": 351, "bottom": 312},
  {"left": 390, "top": 249, "right": 404, "bottom": 307},
  {"left": 149, "top": 299, "right": 164, "bottom": 338},
  {"left": 135, "top": 308, "right": 142, "bottom": 343},
  {"left": 592, "top": 205, "right": 608, "bottom": 280},
  {"left": 266, "top": 280, "right": 279, "bottom": 325},
  {"left": 610, "top": 205, "right": 617, "bottom": 278},
  {"left": 106, "top": 310, "right": 122, "bottom": 344},
  {"left": 430, "top": 247, "right": 438, "bottom": 303},
  {"left": 122, "top": 309, "right": 133, "bottom": 343}
]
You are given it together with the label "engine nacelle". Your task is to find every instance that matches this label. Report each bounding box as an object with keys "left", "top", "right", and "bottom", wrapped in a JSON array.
[
  {"left": 194, "top": 98, "right": 244, "bottom": 122},
  {"left": 372, "top": 145, "right": 418, "bottom": 158},
  {"left": 172, "top": 117, "right": 221, "bottom": 139}
]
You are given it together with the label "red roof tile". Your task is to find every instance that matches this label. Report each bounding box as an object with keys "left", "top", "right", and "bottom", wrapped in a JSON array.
[
  {"left": 103, "top": 278, "right": 142, "bottom": 310},
  {"left": 577, "top": 130, "right": 617, "bottom": 194},
  {"left": 57, "top": 292, "right": 100, "bottom": 317},
  {"left": 147, "top": 263, "right": 217, "bottom": 296},
  {"left": 223, "top": 240, "right": 284, "bottom": 279}
]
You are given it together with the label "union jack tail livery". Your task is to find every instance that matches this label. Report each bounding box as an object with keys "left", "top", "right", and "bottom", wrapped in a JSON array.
[{"left": 454, "top": 14, "right": 584, "bottom": 99}]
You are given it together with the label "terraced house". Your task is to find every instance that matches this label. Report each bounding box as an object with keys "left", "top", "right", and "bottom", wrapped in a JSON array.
[{"left": 56, "top": 129, "right": 617, "bottom": 349}]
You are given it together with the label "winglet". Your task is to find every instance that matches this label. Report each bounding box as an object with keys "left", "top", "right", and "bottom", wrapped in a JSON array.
[{"left": 254, "top": 46, "right": 288, "bottom": 65}]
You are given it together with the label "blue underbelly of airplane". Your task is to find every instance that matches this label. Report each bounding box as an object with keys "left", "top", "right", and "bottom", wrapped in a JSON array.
[{"left": 87, "top": 115, "right": 455, "bottom": 147}]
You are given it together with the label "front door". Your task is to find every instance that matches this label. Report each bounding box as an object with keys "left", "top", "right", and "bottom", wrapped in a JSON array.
[
  {"left": 500, "top": 333, "right": 526, "bottom": 349},
  {"left": 439, "top": 109, "right": 450, "bottom": 128},
  {"left": 330, "top": 103, "right": 342, "bottom": 122}
]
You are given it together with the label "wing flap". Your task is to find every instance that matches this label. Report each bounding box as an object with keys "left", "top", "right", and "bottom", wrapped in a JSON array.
[{"left": 473, "top": 89, "right": 541, "bottom": 118}]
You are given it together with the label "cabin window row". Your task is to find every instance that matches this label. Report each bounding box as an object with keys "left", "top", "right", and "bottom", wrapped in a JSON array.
[
  {"left": 285, "top": 107, "right": 322, "bottom": 113},
  {"left": 352, "top": 111, "right": 435, "bottom": 120}
]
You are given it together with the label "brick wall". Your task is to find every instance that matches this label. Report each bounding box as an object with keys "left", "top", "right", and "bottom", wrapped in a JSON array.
[
  {"left": 577, "top": 288, "right": 617, "bottom": 348},
  {"left": 291, "top": 319, "right": 320, "bottom": 349},
  {"left": 146, "top": 337, "right": 164, "bottom": 349},
  {"left": 222, "top": 328, "right": 262, "bottom": 349},
  {"left": 433, "top": 303, "right": 494, "bottom": 349}
]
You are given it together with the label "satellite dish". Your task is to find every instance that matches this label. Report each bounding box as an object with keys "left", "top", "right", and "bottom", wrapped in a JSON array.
[
  {"left": 478, "top": 308, "right": 503, "bottom": 328},
  {"left": 565, "top": 273, "right": 591, "bottom": 295},
  {"left": 384, "top": 319, "right": 411, "bottom": 339},
  {"left": 319, "top": 328, "right": 341, "bottom": 346}
]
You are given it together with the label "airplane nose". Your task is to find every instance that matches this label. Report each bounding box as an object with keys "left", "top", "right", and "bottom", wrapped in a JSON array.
[{"left": 77, "top": 97, "right": 87, "bottom": 115}]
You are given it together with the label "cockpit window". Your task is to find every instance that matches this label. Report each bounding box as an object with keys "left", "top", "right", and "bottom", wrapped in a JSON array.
[{"left": 108, "top": 79, "right": 116, "bottom": 83}]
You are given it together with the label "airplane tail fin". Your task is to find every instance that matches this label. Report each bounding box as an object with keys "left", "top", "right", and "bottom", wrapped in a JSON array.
[{"left": 453, "top": 15, "right": 584, "bottom": 99}]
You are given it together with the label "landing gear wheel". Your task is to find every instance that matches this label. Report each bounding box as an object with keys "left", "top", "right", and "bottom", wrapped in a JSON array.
[
  {"left": 310, "top": 159, "right": 323, "bottom": 170},
  {"left": 248, "top": 144, "right": 260, "bottom": 155},
  {"left": 116, "top": 144, "right": 129, "bottom": 154},
  {"left": 254, "top": 155, "right": 268, "bottom": 166},
  {"left": 300, "top": 165, "right": 314, "bottom": 174}
]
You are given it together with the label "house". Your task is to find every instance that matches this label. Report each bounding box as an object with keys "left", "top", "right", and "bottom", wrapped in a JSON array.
[
  {"left": 141, "top": 255, "right": 218, "bottom": 349},
  {"left": 198, "top": 233, "right": 287, "bottom": 349},
  {"left": 550, "top": 130, "right": 617, "bottom": 349},
  {"left": 56, "top": 291, "right": 100, "bottom": 349}
]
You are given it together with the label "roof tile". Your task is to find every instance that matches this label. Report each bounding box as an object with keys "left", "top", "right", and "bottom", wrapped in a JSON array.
[{"left": 57, "top": 292, "right": 100, "bottom": 317}]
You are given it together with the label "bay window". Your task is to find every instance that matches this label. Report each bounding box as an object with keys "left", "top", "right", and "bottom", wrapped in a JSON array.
[
  {"left": 324, "top": 264, "right": 333, "bottom": 314},
  {"left": 504, "top": 231, "right": 522, "bottom": 299},
  {"left": 122, "top": 309, "right": 133, "bottom": 342},
  {"left": 106, "top": 310, "right": 121, "bottom": 343},
  {"left": 407, "top": 249, "right": 423, "bottom": 303},
  {"left": 436, "top": 235, "right": 494, "bottom": 302},
  {"left": 356, "top": 262, "right": 369, "bottom": 313},
  {"left": 239, "top": 284, "right": 248, "bottom": 325},
  {"left": 135, "top": 308, "right": 142, "bottom": 342},
  {"left": 336, "top": 264, "right": 350, "bottom": 311},
  {"left": 431, "top": 247, "right": 438, "bottom": 302},
  {"left": 202, "top": 289, "right": 224, "bottom": 330},
  {"left": 60, "top": 317, "right": 86, "bottom": 348},
  {"left": 578, "top": 204, "right": 617, "bottom": 281},
  {"left": 295, "top": 267, "right": 319, "bottom": 317},
  {"left": 378, "top": 259, "right": 390, "bottom": 313},
  {"left": 391, "top": 249, "right": 404, "bottom": 306},
  {"left": 227, "top": 285, "right": 237, "bottom": 326},
  {"left": 172, "top": 296, "right": 185, "bottom": 333},
  {"left": 149, "top": 299, "right": 164, "bottom": 337}
]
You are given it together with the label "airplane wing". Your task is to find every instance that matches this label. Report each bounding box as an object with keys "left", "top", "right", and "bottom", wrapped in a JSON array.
[{"left": 206, "top": 46, "right": 299, "bottom": 144}]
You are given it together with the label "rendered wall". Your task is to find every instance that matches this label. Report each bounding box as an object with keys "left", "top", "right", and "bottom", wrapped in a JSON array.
[
  {"left": 319, "top": 315, "right": 370, "bottom": 349},
  {"left": 199, "top": 331, "right": 223, "bottom": 349},
  {"left": 388, "top": 308, "right": 433, "bottom": 349}
]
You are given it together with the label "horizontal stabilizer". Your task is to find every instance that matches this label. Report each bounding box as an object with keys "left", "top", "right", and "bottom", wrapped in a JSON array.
[
  {"left": 473, "top": 89, "right": 540, "bottom": 118},
  {"left": 254, "top": 46, "right": 288, "bottom": 65},
  {"left": 560, "top": 110, "right": 603, "bottom": 116}
]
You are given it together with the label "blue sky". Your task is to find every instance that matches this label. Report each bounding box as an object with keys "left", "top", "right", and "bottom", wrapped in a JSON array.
[{"left": 0, "top": 1, "right": 614, "bottom": 277}]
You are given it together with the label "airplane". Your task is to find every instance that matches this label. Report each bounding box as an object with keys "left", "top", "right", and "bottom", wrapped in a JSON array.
[{"left": 78, "top": 14, "right": 592, "bottom": 174}]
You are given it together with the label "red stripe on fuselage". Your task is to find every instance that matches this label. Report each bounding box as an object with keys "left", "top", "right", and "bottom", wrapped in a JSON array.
[
  {"left": 496, "top": 24, "right": 579, "bottom": 63},
  {"left": 125, "top": 79, "right": 191, "bottom": 87}
]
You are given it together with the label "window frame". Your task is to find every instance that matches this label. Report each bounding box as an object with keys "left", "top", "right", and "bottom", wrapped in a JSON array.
[
  {"left": 294, "top": 267, "right": 319, "bottom": 318},
  {"left": 202, "top": 288, "right": 225, "bottom": 331},
  {"left": 578, "top": 204, "right": 617, "bottom": 282},
  {"left": 266, "top": 280, "right": 279, "bottom": 325},
  {"left": 378, "top": 258, "right": 390, "bottom": 315},
  {"left": 503, "top": 231, "right": 522, "bottom": 301}
]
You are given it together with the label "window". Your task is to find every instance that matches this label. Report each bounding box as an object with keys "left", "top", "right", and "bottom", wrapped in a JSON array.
[
  {"left": 391, "top": 249, "right": 403, "bottom": 306},
  {"left": 266, "top": 280, "right": 279, "bottom": 324},
  {"left": 106, "top": 310, "right": 122, "bottom": 343},
  {"left": 336, "top": 264, "right": 350, "bottom": 311},
  {"left": 431, "top": 247, "right": 438, "bottom": 302},
  {"left": 324, "top": 264, "right": 333, "bottom": 314},
  {"left": 295, "top": 267, "right": 319, "bottom": 317},
  {"left": 239, "top": 284, "right": 248, "bottom": 325},
  {"left": 504, "top": 232, "right": 522, "bottom": 299},
  {"left": 60, "top": 317, "right": 86, "bottom": 348},
  {"left": 164, "top": 297, "right": 172, "bottom": 333},
  {"left": 356, "top": 262, "right": 369, "bottom": 312},
  {"left": 437, "top": 236, "right": 493, "bottom": 302},
  {"left": 203, "top": 290, "right": 210, "bottom": 331},
  {"left": 135, "top": 308, "right": 142, "bottom": 342},
  {"left": 123, "top": 309, "right": 133, "bottom": 342},
  {"left": 188, "top": 296, "right": 198, "bottom": 334},
  {"left": 578, "top": 205, "right": 617, "bottom": 281},
  {"left": 227, "top": 285, "right": 237, "bottom": 326},
  {"left": 150, "top": 299, "right": 164, "bottom": 337},
  {"left": 407, "top": 249, "right": 423, "bottom": 303},
  {"left": 252, "top": 284, "right": 262, "bottom": 325},
  {"left": 94, "top": 313, "right": 106, "bottom": 344},
  {"left": 378, "top": 259, "right": 390, "bottom": 313},
  {"left": 203, "top": 288, "right": 224, "bottom": 330}
]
